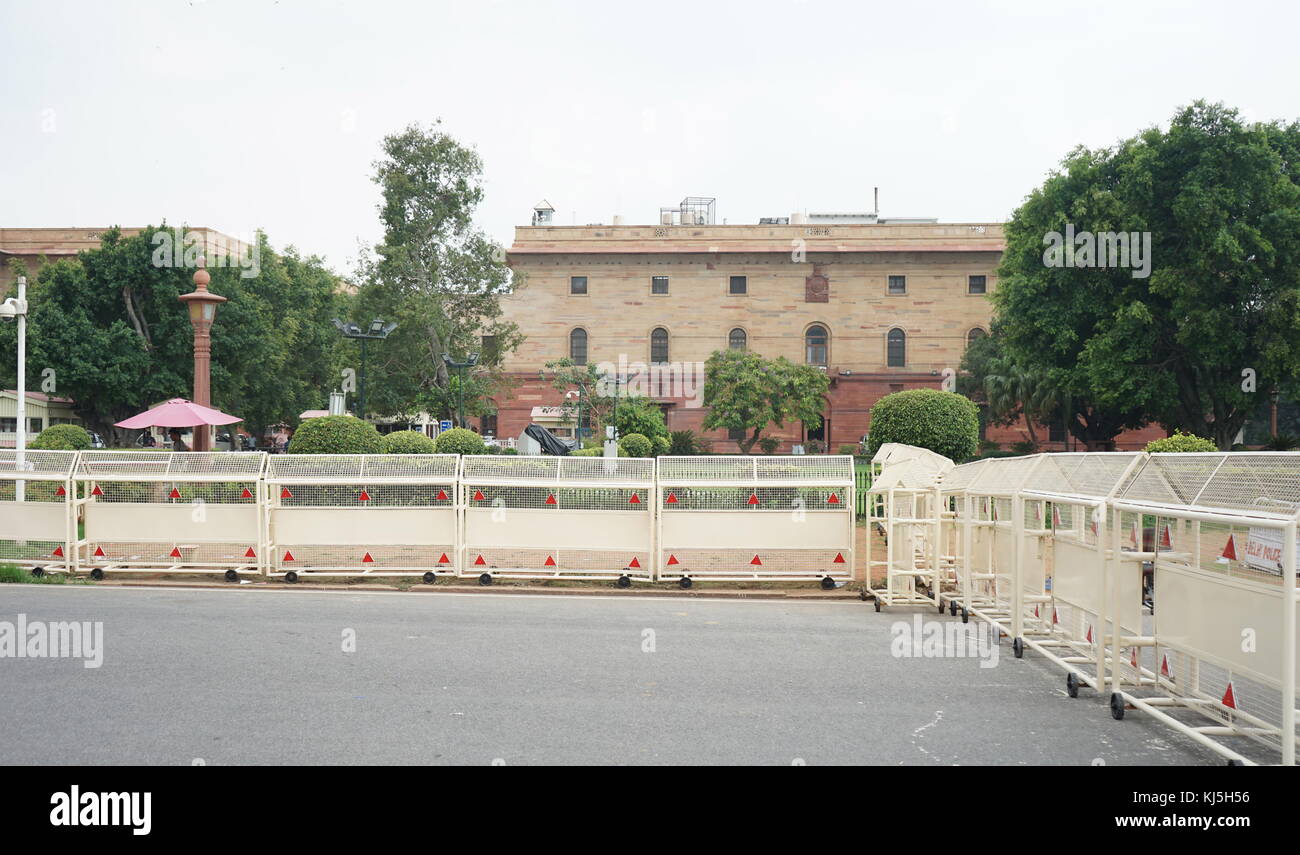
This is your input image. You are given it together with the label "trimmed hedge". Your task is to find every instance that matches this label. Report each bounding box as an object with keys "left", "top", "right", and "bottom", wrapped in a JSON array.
[
  {"left": 287, "top": 416, "right": 383, "bottom": 455},
  {"left": 1145, "top": 430, "right": 1218, "bottom": 453},
  {"left": 865, "top": 389, "right": 980, "bottom": 463},
  {"left": 29, "top": 424, "right": 92, "bottom": 451},
  {"left": 381, "top": 430, "right": 438, "bottom": 455},
  {"left": 434, "top": 427, "right": 487, "bottom": 456},
  {"left": 618, "top": 433, "right": 652, "bottom": 458}
]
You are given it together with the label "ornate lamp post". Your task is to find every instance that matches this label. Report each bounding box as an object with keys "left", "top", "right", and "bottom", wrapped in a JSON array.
[
  {"left": 442, "top": 352, "right": 480, "bottom": 429},
  {"left": 178, "top": 258, "right": 226, "bottom": 451}
]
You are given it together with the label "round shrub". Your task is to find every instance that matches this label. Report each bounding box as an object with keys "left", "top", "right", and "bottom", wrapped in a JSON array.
[
  {"left": 571, "top": 446, "right": 603, "bottom": 457},
  {"left": 30, "top": 424, "right": 92, "bottom": 451},
  {"left": 287, "top": 415, "right": 383, "bottom": 455},
  {"left": 434, "top": 427, "right": 487, "bottom": 456},
  {"left": 618, "top": 432, "right": 652, "bottom": 458},
  {"left": 500, "top": 446, "right": 519, "bottom": 455},
  {"left": 381, "top": 430, "right": 437, "bottom": 455},
  {"left": 651, "top": 435, "right": 670, "bottom": 456},
  {"left": 1145, "top": 430, "right": 1218, "bottom": 453},
  {"left": 865, "top": 389, "right": 980, "bottom": 463}
]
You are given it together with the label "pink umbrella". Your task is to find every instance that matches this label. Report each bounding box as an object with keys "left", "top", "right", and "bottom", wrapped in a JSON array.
[{"left": 115, "top": 398, "right": 242, "bottom": 429}]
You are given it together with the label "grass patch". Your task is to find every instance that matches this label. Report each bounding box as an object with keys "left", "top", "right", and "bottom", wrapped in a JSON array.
[{"left": 0, "top": 563, "right": 76, "bottom": 584}]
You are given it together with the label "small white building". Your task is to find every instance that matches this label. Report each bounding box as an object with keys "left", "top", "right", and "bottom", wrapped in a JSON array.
[{"left": 0, "top": 390, "right": 81, "bottom": 448}]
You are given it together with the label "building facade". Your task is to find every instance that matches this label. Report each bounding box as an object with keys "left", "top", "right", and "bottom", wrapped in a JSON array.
[{"left": 493, "top": 215, "right": 1158, "bottom": 453}]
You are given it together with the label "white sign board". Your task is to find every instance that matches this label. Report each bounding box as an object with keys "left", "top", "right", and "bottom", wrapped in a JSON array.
[{"left": 1244, "top": 527, "right": 1299, "bottom": 575}]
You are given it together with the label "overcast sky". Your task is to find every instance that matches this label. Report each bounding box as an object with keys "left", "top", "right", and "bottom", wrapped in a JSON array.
[{"left": 2, "top": 0, "right": 1297, "bottom": 272}]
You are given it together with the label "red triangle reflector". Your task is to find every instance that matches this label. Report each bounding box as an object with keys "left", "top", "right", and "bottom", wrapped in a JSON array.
[
  {"left": 93, "top": 546, "right": 105, "bottom": 557},
  {"left": 666, "top": 554, "right": 679, "bottom": 566},
  {"left": 544, "top": 555, "right": 557, "bottom": 566},
  {"left": 1052, "top": 608, "right": 1059, "bottom": 625},
  {"left": 545, "top": 494, "right": 557, "bottom": 505},
  {"left": 362, "top": 552, "right": 374, "bottom": 563},
  {"left": 438, "top": 553, "right": 450, "bottom": 564},
  {"left": 1161, "top": 654, "right": 1172, "bottom": 678},
  {"left": 474, "top": 554, "right": 487, "bottom": 566},
  {"left": 1222, "top": 534, "right": 1237, "bottom": 561},
  {"left": 51, "top": 545, "right": 64, "bottom": 558},
  {"left": 827, "top": 493, "right": 840, "bottom": 504},
  {"left": 169, "top": 487, "right": 181, "bottom": 499},
  {"left": 359, "top": 489, "right": 371, "bottom": 502},
  {"left": 91, "top": 485, "right": 103, "bottom": 496},
  {"left": 283, "top": 550, "right": 295, "bottom": 562},
  {"left": 628, "top": 557, "right": 641, "bottom": 568},
  {"left": 436, "top": 489, "right": 448, "bottom": 501},
  {"left": 1086, "top": 625, "right": 1094, "bottom": 644},
  {"left": 750, "top": 554, "right": 762, "bottom": 566},
  {"left": 55, "top": 485, "right": 67, "bottom": 496},
  {"left": 665, "top": 492, "right": 678, "bottom": 504},
  {"left": 1160, "top": 524, "right": 1172, "bottom": 549},
  {"left": 832, "top": 552, "right": 845, "bottom": 564},
  {"left": 245, "top": 547, "right": 256, "bottom": 558},
  {"left": 1222, "top": 682, "right": 1237, "bottom": 709},
  {"left": 1131, "top": 647, "right": 1139, "bottom": 669},
  {"left": 281, "top": 487, "right": 293, "bottom": 499},
  {"left": 628, "top": 493, "right": 641, "bottom": 504},
  {"left": 747, "top": 493, "right": 759, "bottom": 506},
  {"left": 170, "top": 546, "right": 182, "bottom": 558},
  {"left": 241, "top": 487, "right": 253, "bottom": 499},
  {"left": 473, "top": 490, "right": 486, "bottom": 502}
]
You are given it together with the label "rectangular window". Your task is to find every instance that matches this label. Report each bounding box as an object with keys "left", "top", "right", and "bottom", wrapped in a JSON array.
[
  {"left": 570, "top": 276, "right": 588, "bottom": 295},
  {"left": 729, "top": 275, "right": 747, "bottom": 295},
  {"left": 28, "top": 417, "right": 42, "bottom": 434},
  {"left": 0, "top": 418, "right": 15, "bottom": 433},
  {"left": 480, "top": 414, "right": 498, "bottom": 437},
  {"left": 651, "top": 276, "right": 669, "bottom": 295},
  {"left": 888, "top": 275, "right": 906, "bottom": 295},
  {"left": 968, "top": 275, "right": 987, "bottom": 295},
  {"left": 889, "top": 383, "right": 904, "bottom": 394}
]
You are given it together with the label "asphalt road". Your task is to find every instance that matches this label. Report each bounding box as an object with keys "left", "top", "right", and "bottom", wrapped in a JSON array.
[{"left": 0, "top": 584, "right": 1236, "bottom": 765}]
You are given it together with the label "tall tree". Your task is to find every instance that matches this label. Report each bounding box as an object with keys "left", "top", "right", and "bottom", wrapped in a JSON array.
[
  {"left": 995, "top": 102, "right": 1300, "bottom": 449},
  {"left": 349, "top": 121, "right": 521, "bottom": 422}
]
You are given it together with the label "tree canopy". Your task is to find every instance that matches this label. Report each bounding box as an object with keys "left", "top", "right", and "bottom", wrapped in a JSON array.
[{"left": 702, "top": 349, "right": 828, "bottom": 454}]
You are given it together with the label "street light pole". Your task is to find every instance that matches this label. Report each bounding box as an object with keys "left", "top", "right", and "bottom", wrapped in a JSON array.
[
  {"left": 178, "top": 258, "right": 227, "bottom": 452},
  {"left": 333, "top": 319, "right": 397, "bottom": 421},
  {"left": 441, "top": 352, "right": 480, "bottom": 429}
]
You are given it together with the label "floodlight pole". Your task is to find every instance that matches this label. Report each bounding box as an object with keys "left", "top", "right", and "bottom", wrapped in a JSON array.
[
  {"left": 15, "top": 275, "right": 27, "bottom": 501},
  {"left": 334, "top": 319, "right": 397, "bottom": 421},
  {"left": 442, "top": 352, "right": 480, "bottom": 429}
]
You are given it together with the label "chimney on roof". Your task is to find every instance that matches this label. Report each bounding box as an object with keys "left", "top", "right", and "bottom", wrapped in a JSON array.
[{"left": 873, "top": 187, "right": 879, "bottom": 217}]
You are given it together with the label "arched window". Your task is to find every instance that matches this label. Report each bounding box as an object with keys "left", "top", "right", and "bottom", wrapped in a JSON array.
[
  {"left": 805, "top": 324, "right": 828, "bottom": 366},
  {"left": 728, "top": 328, "right": 747, "bottom": 350},
  {"left": 967, "top": 327, "right": 986, "bottom": 348},
  {"left": 650, "top": 327, "right": 669, "bottom": 364},
  {"left": 569, "top": 328, "right": 588, "bottom": 364},
  {"left": 887, "top": 328, "right": 906, "bottom": 367}
]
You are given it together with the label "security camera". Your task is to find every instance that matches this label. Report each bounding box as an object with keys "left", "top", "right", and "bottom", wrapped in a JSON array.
[{"left": 0, "top": 297, "right": 26, "bottom": 321}]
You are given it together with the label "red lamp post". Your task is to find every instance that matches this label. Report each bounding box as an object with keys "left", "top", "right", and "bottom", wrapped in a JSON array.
[{"left": 178, "top": 257, "right": 226, "bottom": 452}]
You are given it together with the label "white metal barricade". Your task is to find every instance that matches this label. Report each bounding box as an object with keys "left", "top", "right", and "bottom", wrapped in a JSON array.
[
  {"left": 265, "top": 454, "right": 459, "bottom": 583},
  {"left": 1108, "top": 452, "right": 1300, "bottom": 765},
  {"left": 0, "top": 449, "right": 77, "bottom": 577},
  {"left": 75, "top": 451, "right": 266, "bottom": 580},
  {"left": 656, "top": 455, "right": 855, "bottom": 589},
  {"left": 460, "top": 455, "right": 656, "bottom": 585},
  {"left": 867, "top": 445, "right": 954, "bottom": 610}
]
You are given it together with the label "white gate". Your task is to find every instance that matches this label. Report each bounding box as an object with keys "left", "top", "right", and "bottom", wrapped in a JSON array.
[
  {"left": 0, "top": 449, "right": 77, "bottom": 577},
  {"left": 265, "top": 454, "right": 459, "bottom": 582},
  {"left": 460, "top": 455, "right": 655, "bottom": 584},
  {"left": 867, "top": 444, "right": 954, "bottom": 610},
  {"left": 75, "top": 451, "right": 266, "bottom": 580},
  {"left": 656, "top": 455, "right": 855, "bottom": 588}
]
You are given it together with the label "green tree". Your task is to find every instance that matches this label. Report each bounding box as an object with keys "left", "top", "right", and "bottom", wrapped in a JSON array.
[
  {"left": 865, "top": 389, "right": 980, "bottom": 462},
  {"left": 701, "top": 349, "right": 828, "bottom": 454},
  {"left": 348, "top": 121, "right": 522, "bottom": 423},
  {"left": 996, "top": 102, "right": 1300, "bottom": 449}
]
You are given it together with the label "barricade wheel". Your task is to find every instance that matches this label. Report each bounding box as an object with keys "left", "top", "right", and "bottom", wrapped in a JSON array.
[
  {"left": 90, "top": 568, "right": 104, "bottom": 581},
  {"left": 820, "top": 576, "right": 835, "bottom": 591},
  {"left": 285, "top": 571, "right": 299, "bottom": 584},
  {"left": 961, "top": 607, "right": 969, "bottom": 624},
  {"left": 1226, "top": 758, "right": 1244, "bottom": 766},
  {"left": 617, "top": 574, "right": 632, "bottom": 588},
  {"left": 1109, "top": 692, "right": 1126, "bottom": 720},
  {"left": 679, "top": 577, "right": 692, "bottom": 590},
  {"left": 859, "top": 589, "right": 868, "bottom": 601},
  {"left": 478, "top": 573, "right": 493, "bottom": 586},
  {"left": 1012, "top": 638, "right": 1024, "bottom": 659},
  {"left": 949, "top": 600, "right": 957, "bottom": 616},
  {"left": 31, "top": 567, "right": 45, "bottom": 578},
  {"left": 1066, "top": 672, "right": 1079, "bottom": 698},
  {"left": 422, "top": 572, "right": 436, "bottom": 584},
  {"left": 224, "top": 569, "right": 238, "bottom": 583},
  {"left": 873, "top": 598, "right": 881, "bottom": 612},
  {"left": 937, "top": 601, "right": 945, "bottom": 614}
]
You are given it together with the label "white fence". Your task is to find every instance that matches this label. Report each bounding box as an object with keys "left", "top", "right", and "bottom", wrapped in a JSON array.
[
  {"left": 656, "top": 455, "right": 855, "bottom": 589},
  {"left": 459, "top": 455, "right": 656, "bottom": 584},
  {"left": 75, "top": 451, "right": 266, "bottom": 580},
  {"left": 265, "top": 454, "right": 459, "bottom": 582},
  {"left": 0, "top": 449, "right": 77, "bottom": 576}
]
